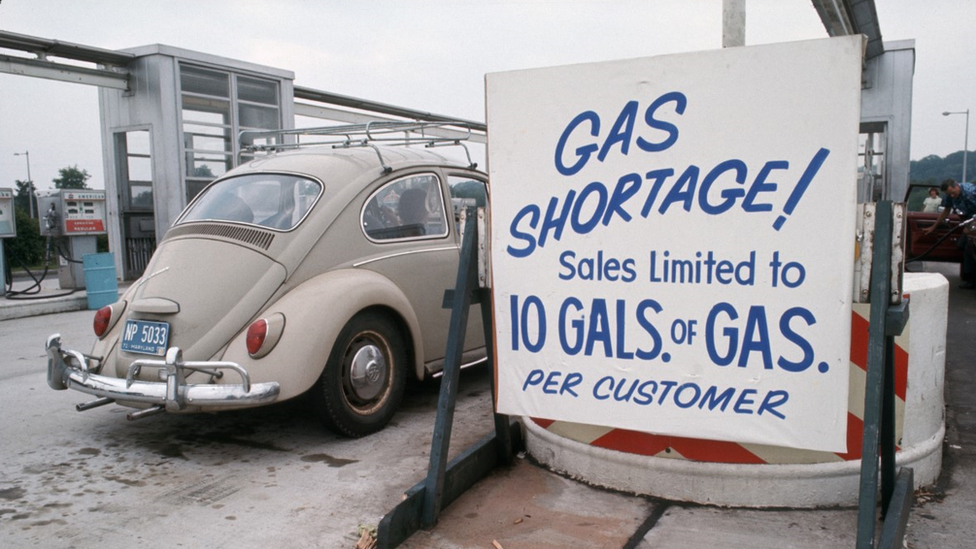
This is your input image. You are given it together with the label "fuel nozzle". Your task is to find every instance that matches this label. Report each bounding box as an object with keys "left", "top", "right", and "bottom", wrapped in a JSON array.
[{"left": 44, "top": 203, "right": 60, "bottom": 234}]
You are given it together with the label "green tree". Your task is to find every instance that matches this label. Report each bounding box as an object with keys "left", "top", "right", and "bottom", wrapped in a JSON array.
[
  {"left": 4, "top": 208, "right": 46, "bottom": 267},
  {"left": 53, "top": 165, "right": 91, "bottom": 189},
  {"left": 910, "top": 150, "right": 975, "bottom": 186},
  {"left": 193, "top": 164, "right": 215, "bottom": 178},
  {"left": 14, "top": 179, "right": 36, "bottom": 214}
]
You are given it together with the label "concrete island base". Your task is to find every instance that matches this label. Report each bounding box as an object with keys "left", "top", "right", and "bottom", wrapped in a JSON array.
[
  {"left": 525, "top": 418, "right": 943, "bottom": 507},
  {"left": 522, "top": 272, "right": 948, "bottom": 507}
]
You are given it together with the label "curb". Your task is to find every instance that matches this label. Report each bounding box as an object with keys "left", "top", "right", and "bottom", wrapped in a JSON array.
[{"left": 0, "top": 291, "right": 89, "bottom": 321}]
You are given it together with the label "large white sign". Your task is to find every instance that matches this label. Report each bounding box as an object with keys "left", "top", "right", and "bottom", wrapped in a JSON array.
[{"left": 486, "top": 37, "right": 863, "bottom": 453}]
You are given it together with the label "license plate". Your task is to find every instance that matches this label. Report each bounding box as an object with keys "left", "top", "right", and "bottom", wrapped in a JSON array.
[{"left": 121, "top": 320, "right": 170, "bottom": 356}]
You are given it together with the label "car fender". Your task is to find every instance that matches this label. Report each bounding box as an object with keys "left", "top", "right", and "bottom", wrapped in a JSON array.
[{"left": 220, "top": 268, "right": 425, "bottom": 402}]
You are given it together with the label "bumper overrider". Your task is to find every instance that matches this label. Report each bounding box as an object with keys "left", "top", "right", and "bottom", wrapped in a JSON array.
[{"left": 46, "top": 333, "right": 280, "bottom": 420}]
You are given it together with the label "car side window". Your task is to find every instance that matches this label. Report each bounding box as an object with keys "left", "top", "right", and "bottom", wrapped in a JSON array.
[
  {"left": 362, "top": 174, "right": 448, "bottom": 241},
  {"left": 448, "top": 176, "right": 488, "bottom": 232}
]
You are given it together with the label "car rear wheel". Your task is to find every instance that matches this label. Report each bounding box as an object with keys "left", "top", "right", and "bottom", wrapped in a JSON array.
[{"left": 313, "top": 312, "right": 407, "bottom": 437}]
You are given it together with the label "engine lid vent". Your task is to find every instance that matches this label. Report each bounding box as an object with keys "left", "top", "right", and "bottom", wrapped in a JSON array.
[{"left": 165, "top": 223, "right": 275, "bottom": 250}]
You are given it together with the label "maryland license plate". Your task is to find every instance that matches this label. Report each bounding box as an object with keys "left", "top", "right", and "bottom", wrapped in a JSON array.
[{"left": 121, "top": 320, "right": 170, "bottom": 356}]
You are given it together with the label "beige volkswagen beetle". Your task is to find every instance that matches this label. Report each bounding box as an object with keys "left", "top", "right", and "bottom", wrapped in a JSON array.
[{"left": 46, "top": 127, "right": 489, "bottom": 437}]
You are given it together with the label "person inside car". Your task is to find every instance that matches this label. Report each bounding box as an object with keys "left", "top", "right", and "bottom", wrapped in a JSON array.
[
  {"left": 398, "top": 187, "right": 428, "bottom": 237},
  {"left": 922, "top": 187, "right": 942, "bottom": 213}
]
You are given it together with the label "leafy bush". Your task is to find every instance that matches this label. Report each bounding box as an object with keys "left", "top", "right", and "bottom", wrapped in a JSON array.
[{"left": 4, "top": 209, "right": 46, "bottom": 267}]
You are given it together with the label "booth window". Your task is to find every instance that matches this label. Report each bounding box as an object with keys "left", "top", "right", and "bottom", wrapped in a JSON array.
[
  {"left": 237, "top": 76, "right": 280, "bottom": 162},
  {"left": 120, "top": 130, "right": 153, "bottom": 210},
  {"left": 179, "top": 64, "right": 282, "bottom": 203},
  {"left": 858, "top": 122, "right": 887, "bottom": 203}
]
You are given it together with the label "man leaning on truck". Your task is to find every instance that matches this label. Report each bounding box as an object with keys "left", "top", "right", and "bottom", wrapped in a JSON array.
[{"left": 924, "top": 178, "right": 976, "bottom": 288}]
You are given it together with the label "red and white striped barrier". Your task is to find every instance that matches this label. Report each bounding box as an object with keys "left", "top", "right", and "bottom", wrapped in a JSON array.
[{"left": 523, "top": 273, "right": 947, "bottom": 506}]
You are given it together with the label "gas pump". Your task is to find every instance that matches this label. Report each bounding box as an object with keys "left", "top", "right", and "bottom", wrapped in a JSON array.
[
  {"left": 36, "top": 189, "right": 108, "bottom": 289},
  {"left": 0, "top": 188, "right": 16, "bottom": 290}
]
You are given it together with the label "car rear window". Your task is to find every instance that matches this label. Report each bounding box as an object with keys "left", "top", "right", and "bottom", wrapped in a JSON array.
[{"left": 178, "top": 174, "right": 322, "bottom": 230}]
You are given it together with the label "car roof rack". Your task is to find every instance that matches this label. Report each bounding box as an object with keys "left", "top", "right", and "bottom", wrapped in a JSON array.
[{"left": 239, "top": 121, "right": 480, "bottom": 172}]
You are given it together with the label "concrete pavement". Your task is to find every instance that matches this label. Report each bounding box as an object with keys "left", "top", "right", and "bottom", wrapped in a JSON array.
[{"left": 1, "top": 263, "right": 972, "bottom": 548}]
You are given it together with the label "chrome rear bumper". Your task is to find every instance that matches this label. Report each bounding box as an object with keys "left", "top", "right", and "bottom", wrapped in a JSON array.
[{"left": 46, "top": 333, "right": 280, "bottom": 419}]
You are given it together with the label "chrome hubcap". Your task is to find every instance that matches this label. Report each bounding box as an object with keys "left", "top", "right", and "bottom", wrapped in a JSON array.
[{"left": 348, "top": 344, "right": 387, "bottom": 401}]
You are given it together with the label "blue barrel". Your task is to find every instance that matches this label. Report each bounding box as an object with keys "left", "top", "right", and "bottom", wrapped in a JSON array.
[{"left": 83, "top": 253, "right": 119, "bottom": 310}]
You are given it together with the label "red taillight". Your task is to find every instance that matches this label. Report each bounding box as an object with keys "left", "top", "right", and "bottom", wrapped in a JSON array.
[
  {"left": 93, "top": 306, "right": 112, "bottom": 337},
  {"left": 246, "top": 319, "right": 268, "bottom": 356}
]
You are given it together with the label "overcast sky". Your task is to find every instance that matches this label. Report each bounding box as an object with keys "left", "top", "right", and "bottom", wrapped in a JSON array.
[{"left": 0, "top": 0, "right": 973, "bottom": 191}]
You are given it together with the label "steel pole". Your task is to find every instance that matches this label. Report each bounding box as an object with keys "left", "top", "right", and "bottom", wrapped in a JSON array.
[
  {"left": 26, "top": 151, "right": 33, "bottom": 219},
  {"left": 722, "top": 0, "right": 746, "bottom": 48},
  {"left": 14, "top": 151, "right": 34, "bottom": 218},
  {"left": 963, "top": 109, "right": 969, "bottom": 184},
  {"left": 0, "top": 239, "right": 7, "bottom": 294},
  {"left": 944, "top": 110, "right": 970, "bottom": 184}
]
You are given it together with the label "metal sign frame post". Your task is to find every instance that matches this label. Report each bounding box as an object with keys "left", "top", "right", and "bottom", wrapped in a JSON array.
[
  {"left": 0, "top": 240, "right": 7, "bottom": 294},
  {"left": 377, "top": 209, "right": 519, "bottom": 549},
  {"left": 855, "top": 200, "right": 914, "bottom": 548}
]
